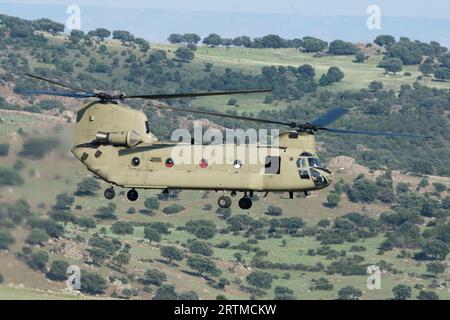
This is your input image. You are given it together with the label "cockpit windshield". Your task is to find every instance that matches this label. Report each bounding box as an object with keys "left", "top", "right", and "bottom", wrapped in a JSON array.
[{"left": 308, "top": 157, "right": 323, "bottom": 168}]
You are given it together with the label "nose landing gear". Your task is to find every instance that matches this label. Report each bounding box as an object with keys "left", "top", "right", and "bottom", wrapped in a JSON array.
[{"left": 127, "top": 188, "right": 138, "bottom": 201}]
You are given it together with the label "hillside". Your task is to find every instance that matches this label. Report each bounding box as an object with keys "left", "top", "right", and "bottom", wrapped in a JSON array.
[{"left": 0, "top": 14, "right": 449, "bottom": 300}]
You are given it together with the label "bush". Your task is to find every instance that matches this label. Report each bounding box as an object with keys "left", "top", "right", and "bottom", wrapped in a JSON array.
[
  {"left": 188, "top": 239, "right": 213, "bottom": 256},
  {"left": 162, "top": 204, "right": 185, "bottom": 215},
  {"left": 46, "top": 260, "right": 70, "bottom": 281},
  {"left": 76, "top": 177, "right": 101, "bottom": 196},
  {"left": 417, "top": 290, "right": 439, "bottom": 300},
  {"left": 338, "top": 286, "right": 362, "bottom": 300},
  {"left": 80, "top": 271, "right": 108, "bottom": 294},
  {"left": 142, "top": 269, "right": 167, "bottom": 286},
  {"left": 144, "top": 227, "right": 161, "bottom": 244},
  {"left": 27, "top": 250, "right": 49, "bottom": 271},
  {"left": 0, "top": 167, "right": 24, "bottom": 186},
  {"left": 246, "top": 271, "right": 273, "bottom": 290},
  {"left": 187, "top": 255, "right": 220, "bottom": 277},
  {"left": 0, "top": 143, "right": 10, "bottom": 156},
  {"left": 0, "top": 230, "right": 15, "bottom": 249},
  {"left": 329, "top": 40, "right": 358, "bottom": 55},
  {"left": 26, "top": 229, "right": 49, "bottom": 245},
  {"left": 111, "top": 221, "right": 134, "bottom": 235},
  {"left": 144, "top": 197, "right": 160, "bottom": 210},
  {"left": 154, "top": 284, "right": 177, "bottom": 300},
  {"left": 20, "top": 137, "right": 60, "bottom": 159},
  {"left": 265, "top": 205, "right": 282, "bottom": 216},
  {"left": 77, "top": 217, "right": 97, "bottom": 229}
]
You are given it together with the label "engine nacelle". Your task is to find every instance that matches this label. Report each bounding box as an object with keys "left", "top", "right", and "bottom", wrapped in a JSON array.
[{"left": 96, "top": 130, "right": 142, "bottom": 148}]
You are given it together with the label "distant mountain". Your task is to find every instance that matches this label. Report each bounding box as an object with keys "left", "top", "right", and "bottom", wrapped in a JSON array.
[{"left": 1, "top": 2, "right": 450, "bottom": 46}]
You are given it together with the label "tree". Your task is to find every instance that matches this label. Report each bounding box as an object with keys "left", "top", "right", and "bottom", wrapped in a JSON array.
[
  {"left": 68, "top": 29, "right": 85, "bottom": 44},
  {"left": 203, "top": 33, "right": 222, "bottom": 46},
  {"left": 33, "top": 18, "right": 64, "bottom": 35},
  {"left": 265, "top": 205, "right": 283, "bottom": 216},
  {"left": 160, "top": 246, "right": 183, "bottom": 264},
  {"left": 338, "top": 286, "right": 362, "bottom": 300},
  {"left": 26, "top": 229, "right": 49, "bottom": 245},
  {"left": 89, "top": 28, "right": 111, "bottom": 41},
  {"left": 46, "top": 260, "right": 70, "bottom": 281},
  {"left": 188, "top": 240, "right": 213, "bottom": 256},
  {"left": 111, "top": 221, "right": 134, "bottom": 235},
  {"left": 194, "top": 226, "right": 216, "bottom": 240},
  {"left": 80, "top": 271, "right": 108, "bottom": 294},
  {"left": 298, "top": 64, "right": 315, "bottom": 78},
  {"left": 246, "top": 271, "right": 273, "bottom": 290},
  {"left": 154, "top": 284, "right": 177, "bottom": 300},
  {"left": 0, "top": 167, "right": 24, "bottom": 186},
  {"left": 434, "top": 67, "right": 450, "bottom": 81},
  {"left": 20, "top": 137, "right": 60, "bottom": 159},
  {"left": 27, "top": 251, "right": 49, "bottom": 271},
  {"left": 326, "top": 67, "right": 345, "bottom": 82},
  {"left": 354, "top": 51, "right": 366, "bottom": 63},
  {"left": 113, "top": 251, "right": 131, "bottom": 267},
  {"left": 417, "top": 290, "right": 439, "bottom": 300},
  {"left": 168, "top": 33, "right": 183, "bottom": 44},
  {"left": 182, "top": 33, "right": 201, "bottom": 44},
  {"left": 187, "top": 255, "right": 220, "bottom": 277},
  {"left": 227, "top": 98, "right": 238, "bottom": 106},
  {"left": 134, "top": 38, "right": 150, "bottom": 52},
  {"left": 374, "top": 35, "right": 395, "bottom": 47},
  {"left": 143, "top": 269, "right": 167, "bottom": 286},
  {"left": 329, "top": 40, "right": 358, "bottom": 55},
  {"left": 232, "top": 36, "right": 252, "bottom": 47},
  {"left": 421, "top": 240, "right": 449, "bottom": 260},
  {"left": 94, "top": 203, "right": 117, "bottom": 220},
  {"left": 419, "top": 63, "right": 434, "bottom": 76},
  {"left": 326, "top": 192, "right": 341, "bottom": 208},
  {"left": 379, "top": 58, "right": 403, "bottom": 74},
  {"left": 368, "top": 81, "right": 383, "bottom": 91},
  {"left": 302, "top": 37, "right": 327, "bottom": 53},
  {"left": 54, "top": 193, "right": 75, "bottom": 210},
  {"left": 426, "top": 262, "right": 445, "bottom": 278},
  {"left": 76, "top": 177, "right": 101, "bottom": 196},
  {"left": 77, "top": 217, "right": 97, "bottom": 229},
  {"left": 49, "top": 210, "right": 75, "bottom": 226},
  {"left": 175, "top": 47, "right": 194, "bottom": 62},
  {"left": 0, "top": 143, "right": 10, "bottom": 156},
  {"left": 0, "top": 230, "right": 15, "bottom": 250},
  {"left": 144, "top": 227, "right": 161, "bottom": 244},
  {"left": 112, "top": 30, "right": 134, "bottom": 44},
  {"left": 178, "top": 291, "right": 199, "bottom": 300},
  {"left": 89, "top": 247, "right": 109, "bottom": 265},
  {"left": 145, "top": 197, "right": 160, "bottom": 210},
  {"left": 392, "top": 284, "right": 412, "bottom": 300}
]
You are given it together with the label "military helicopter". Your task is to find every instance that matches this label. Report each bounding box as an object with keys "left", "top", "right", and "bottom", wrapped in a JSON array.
[{"left": 19, "top": 73, "right": 429, "bottom": 209}]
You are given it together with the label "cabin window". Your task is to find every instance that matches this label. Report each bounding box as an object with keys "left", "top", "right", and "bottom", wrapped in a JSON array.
[
  {"left": 299, "top": 170, "right": 310, "bottom": 179},
  {"left": 265, "top": 156, "right": 281, "bottom": 174},
  {"left": 145, "top": 121, "right": 150, "bottom": 134}
]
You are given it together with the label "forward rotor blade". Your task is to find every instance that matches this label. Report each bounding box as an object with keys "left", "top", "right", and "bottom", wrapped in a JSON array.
[
  {"left": 320, "top": 127, "right": 431, "bottom": 138},
  {"left": 128, "top": 89, "right": 272, "bottom": 100},
  {"left": 151, "top": 104, "right": 292, "bottom": 126},
  {"left": 311, "top": 107, "right": 347, "bottom": 126},
  {"left": 17, "top": 89, "right": 96, "bottom": 99},
  {"left": 23, "top": 73, "right": 84, "bottom": 92}
]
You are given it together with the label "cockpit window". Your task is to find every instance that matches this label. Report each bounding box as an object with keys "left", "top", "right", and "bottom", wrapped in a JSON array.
[{"left": 308, "top": 157, "right": 322, "bottom": 168}]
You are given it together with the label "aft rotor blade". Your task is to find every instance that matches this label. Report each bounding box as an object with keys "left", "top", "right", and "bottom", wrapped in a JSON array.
[
  {"left": 320, "top": 127, "right": 431, "bottom": 138},
  {"left": 151, "top": 104, "right": 292, "bottom": 126},
  {"left": 311, "top": 107, "right": 347, "bottom": 127},
  {"left": 127, "top": 89, "right": 272, "bottom": 100},
  {"left": 17, "top": 89, "right": 96, "bottom": 99},
  {"left": 23, "top": 73, "right": 84, "bottom": 92}
]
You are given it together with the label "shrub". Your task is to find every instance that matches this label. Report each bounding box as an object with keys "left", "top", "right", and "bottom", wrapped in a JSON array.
[
  {"left": 80, "top": 271, "right": 108, "bottom": 294},
  {"left": 0, "top": 167, "right": 24, "bottom": 186},
  {"left": 162, "top": 204, "right": 185, "bottom": 215},
  {"left": 111, "top": 221, "right": 134, "bottom": 235},
  {"left": 0, "top": 230, "right": 15, "bottom": 249},
  {"left": 26, "top": 229, "right": 49, "bottom": 245},
  {"left": 20, "top": 137, "right": 60, "bottom": 159},
  {"left": 0, "top": 143, "right": 10, "bottom": 156},
  {"left": 46, "top": 260, "right": 70, "bottom": 281}
]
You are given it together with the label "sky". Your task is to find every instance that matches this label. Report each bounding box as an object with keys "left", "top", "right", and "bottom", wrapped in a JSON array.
[
  {"left": 1, "top": 1, "right": 449, "bottom": 45},
  {"left": 2, "top": 0, "right": 450, "bottom": 18}
]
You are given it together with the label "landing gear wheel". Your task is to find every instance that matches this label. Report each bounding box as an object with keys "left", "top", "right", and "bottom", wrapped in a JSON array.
[
  {"left": 127, "top": 189, "right": 138, "bottom": 201},
  {"left": 104, "top": 187, "right": 115, "bottom": 200},
  {"left": 218, "top": 196, "right": 232, "bottom": 208},
  {"left": 238, "top": 197, "right": 252, "bottom": 210}
]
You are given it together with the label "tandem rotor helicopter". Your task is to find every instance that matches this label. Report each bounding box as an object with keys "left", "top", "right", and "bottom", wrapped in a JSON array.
[{"left": 19, "top": 73, "right": 428, "bottom": 210}]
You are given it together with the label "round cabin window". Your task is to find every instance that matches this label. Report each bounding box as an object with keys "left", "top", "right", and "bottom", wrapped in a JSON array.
[
  {"left": 131, "top": 157, "right": 140, "bottom": 167},
  {"left": 233, "top": 160, "right": 242, "bottom": 169},
  {"left": 165, "top": 158, "right": 174, "bottom": 168},
  {"left": 199, "top": 158, "right": 208, "bottom": 168}
]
